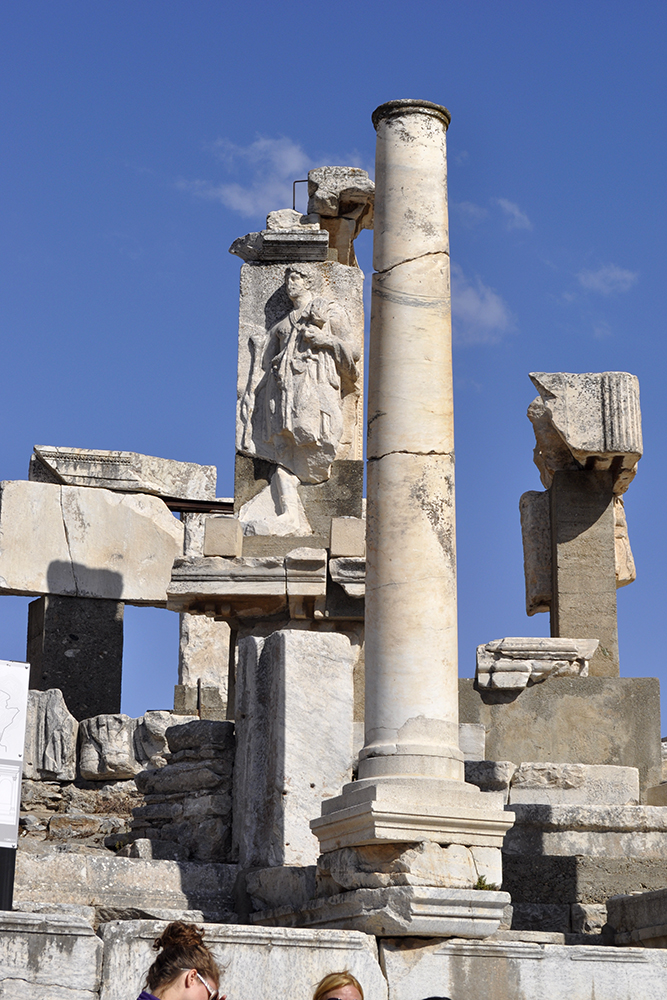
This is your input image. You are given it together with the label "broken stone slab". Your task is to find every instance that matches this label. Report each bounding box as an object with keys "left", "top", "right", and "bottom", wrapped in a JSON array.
[
  {"left": 229, "top": 228, "right": 330, "bottom": 263},
  {"left": 308, "top": 167, "right": 374, "bottom": 265},
  {"left": 528, "top": 372, "right": 642, "bottom": 494},
  {"left": 329, "top": 557, "right": 365, "bottom": 597},
  {"left": 520, "top": 490, "right": 636, "bottom": 616},
  {"left": 252, "top": 885, "right": 510, "bottom": 938},
  {"left": 179, "top": 613, "right": 230, "bottom": 688},
  {"left": 239, "top": 467, "right": 314, "bottom": 537},
  {"left": 23, "top": 689, "right": 78, "bottom": 781},
  {"left": 233, "top": 630, "right": 356, "bottom": 868},
  {"left": 508, "top": 763, "right": 640, "bottom": 806},
  {"left": 316, "top": 841, "right": 500, "bottom": 893},
  {"left": 165, "top": 718, "right": 235, "bottom": 755},
  {"left": 29, "top": 445, "right": 216, "bottom": 500},
  {"left": 379, "top": 935, "right": 667, "bottom": 1000},
  {"left": 502, "top": 804, "right": 667, "bottom": 857},
  {"left": 266, "top": 210, "right": 320, "bottom": 231},
  {"left": 607, "top": 887, "right": 667, "bottom": 947},
  {"left": 134, "top": 710, "right": 199, "bottom": 768},
  {"left": 464, "top": 761, "right": 517, "bottom": 798},
  {"left": 0, "top": 481, "right": 183, "bottom": 604},
  {"left": 98, "top": 921, "right": 386, "bottom": 1000},
  {"left": 476, "top": 637, "right": 598, "bottom": 690},
  {"left": 0, "top": 909, "right": 102, "bottom": 996}
]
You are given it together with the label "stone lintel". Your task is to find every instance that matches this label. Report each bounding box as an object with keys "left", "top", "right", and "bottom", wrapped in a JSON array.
[{"left": 476, "top": 637, "right": 598, "bottom": 691}]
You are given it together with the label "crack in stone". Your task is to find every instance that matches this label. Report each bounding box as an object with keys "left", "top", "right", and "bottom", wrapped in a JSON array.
[
  {"left": 374, "top": 249, "right": 450, "bottom": 275},
  {"left": 58, "top": 486, "right": 79, "bottom": 597},
  {"left": 368, "top": 450, "right": 455, "bottom": 462}
]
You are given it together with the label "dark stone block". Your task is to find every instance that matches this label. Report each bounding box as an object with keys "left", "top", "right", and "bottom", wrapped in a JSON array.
[
  {"left": 27, "top": 595, "right": 123, "bottom": 721},
  {"left": 503, "top": 854, "right": 667, "bottom": 905},
  {"left": 459, "top": 675, "right": 662, "bottom": 797}
]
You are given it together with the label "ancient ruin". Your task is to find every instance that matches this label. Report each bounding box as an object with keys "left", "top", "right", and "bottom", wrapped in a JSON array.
[{"left": 2, "top": 99, "right": 667, "bottom": 999}]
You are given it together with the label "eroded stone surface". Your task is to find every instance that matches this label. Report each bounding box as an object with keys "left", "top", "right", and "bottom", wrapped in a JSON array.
[
  {"left": 476, "top": 637, "right": 598, "bottom": 690},
  {"left": 23, "top": 689, "right": 78, "bottom": 781}
]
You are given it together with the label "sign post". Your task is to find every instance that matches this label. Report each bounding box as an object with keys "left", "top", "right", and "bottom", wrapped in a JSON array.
[{"left": 0, "top": 661, "right": 30, "bottom": 910}]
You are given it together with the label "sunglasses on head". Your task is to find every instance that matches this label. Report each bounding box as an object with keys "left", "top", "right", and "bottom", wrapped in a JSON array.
[{"left": 181, "top": 968, "right": 220, "bottom": 1000}]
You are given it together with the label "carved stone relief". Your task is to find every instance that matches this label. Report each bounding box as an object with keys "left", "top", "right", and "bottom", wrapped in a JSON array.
[{"left": 236, "top": 261, "right": 364, "bottom": 486}]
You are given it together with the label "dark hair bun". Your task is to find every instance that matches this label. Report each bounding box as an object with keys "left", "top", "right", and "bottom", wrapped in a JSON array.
[{"left": 153, "top": 921, "right": 206, "bottom": 953}]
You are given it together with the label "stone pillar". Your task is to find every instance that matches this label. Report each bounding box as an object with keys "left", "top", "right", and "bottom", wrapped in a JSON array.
[
  {"left": 362, "top": 99, "right": 460, "bottom": 784},
  {"left": 308, "top": 105, "right": 514, "bottom": 926},
  {"left": 550, "top": 470, "right": 619, "bottom": 676},
  {"left": 27, "top": 596, "right": 123, "bottom": 721}
]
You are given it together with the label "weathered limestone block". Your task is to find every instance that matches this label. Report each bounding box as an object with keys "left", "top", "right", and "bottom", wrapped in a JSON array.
[
  {"left": 253, "top": 886, "right": 510, "bottom": 939},
  {"left": 316, "top": 841, "right": 492, "bottom": 892},
  {"left": 229, "top": 228, "right": 329, "bottom": 263},
  {"left": 520, "top": 490, "right": 636, "bottom": 615},
  {"left": 134, "top": 710, "right": 199, "bottom": 768},
  {"left": 503, "top": 804, "right": 667, "bottom": 857},
  {"left": 235, "top": 261, "right": 364, "bottom": 483},
  {"left": 15, "top": 851, "right": 238, "bottom": 917},
  {"left": 509, "top": 762, "right": 639, "bottom": 805},
  {"left": 179, "top": 614, "right": 230, "bottom": 688},
  {"left": 570, "top": 901, "right": 608, "bottom": 935},
  {"left": 329, "top": 516, "right": 366, "bottom": 557},
  {"left": 99, "top": 921, "right": 386, "bottom": 1000},
  {"left": 476, "top": 637, "right": 598, "bottom": 690},
  {"left": 308, "top": 166, "right": 374, "bottom": 266},
  {"left": 233, "top": 629, "right": 356, "bottom": 868},
  {"left": 460, "top": 676, "right": 663, "bottom": 797},
  {"left": 458, "top": 722, "right": 485, "bottom": 761},
  {"left": 78, "top": 715, "right": 140, "bottom": 780},
  {"left": 607, "top": 887, "right": 667, "bottom": 947},
  {"left": 0, "top": 910, "right": 102, "bottom": 998},
  {"left": 329, "top": 557, "right": 365, "bottom": 597},
  {"left": 379, "top": 935, "right": 667, "bottom": 1000},
  {"left": 285, "top": 547, "right": 327, "bottom": 616},
  {"left": 0, "top": 481, "right": 183, "bottom": 603},
  {"left": 266, "top": 210, "right": 320, "bottom": 231},
  {"left": 203, "top": 515, "right": 243, "bottom": 556},
  {"left": 528, "top": 371, "right": 642, "bottom": 493},
  {"left": 30, "top": 445, "right": 216, "bottom": 500},
  {"left": 464, "top": 761, "right": 517, "bottom": 796},
  {"left": 246, "top": 866, "right": 317, "bottom": 913},
  {"left": 23, "top": 689, "right": 78, "bottom": 781},
  {"left": 167, "top": 555, "right": 287, "bottom": 617},
  {"left": 239, "top": 467, "right": 314, "bottom": 537},
  {"left": 646, "top": 783, "right": 667, "bottom": 805}
]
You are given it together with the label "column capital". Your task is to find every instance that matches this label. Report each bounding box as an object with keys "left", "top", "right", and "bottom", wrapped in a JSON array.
[{"left": 372, "top": 99, "right": 451, "bottom": 131}]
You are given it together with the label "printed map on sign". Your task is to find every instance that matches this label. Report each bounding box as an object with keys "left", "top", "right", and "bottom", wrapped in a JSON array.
[{"left": 0, "top": 662, "right": 30, "bottom": 839}]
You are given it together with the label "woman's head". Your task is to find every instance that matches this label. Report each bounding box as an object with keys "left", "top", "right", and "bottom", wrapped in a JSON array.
[
  {"left": 144, "top": 921, "right": 221, "bottom": 998},
  {"left": 313, "top": 971, "right": 364, "bottom": 1000}
]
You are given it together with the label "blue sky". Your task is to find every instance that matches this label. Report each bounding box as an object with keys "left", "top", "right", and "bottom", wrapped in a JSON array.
[{"left": 1, "top": 2, "right": 666, "bottom": 722}]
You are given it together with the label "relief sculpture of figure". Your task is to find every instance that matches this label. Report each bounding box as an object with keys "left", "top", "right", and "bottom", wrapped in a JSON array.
[{"left": 242, "top": 265, "right": 359, "bottom": 485}]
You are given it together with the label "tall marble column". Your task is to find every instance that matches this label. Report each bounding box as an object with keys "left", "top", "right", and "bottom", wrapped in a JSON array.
[{"left": 311, "top": 101, "right": 513, "bottom": 857}]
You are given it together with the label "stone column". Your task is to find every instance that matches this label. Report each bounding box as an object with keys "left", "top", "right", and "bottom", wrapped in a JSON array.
[
  {"left": 361, "top": 99, "right": 461, "bottom": 784},
  {"left": 310, "top": 102, "right": 513, "bottom": 871}
]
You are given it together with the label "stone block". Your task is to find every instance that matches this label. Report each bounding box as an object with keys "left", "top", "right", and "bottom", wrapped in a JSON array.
[
  {"left": 135, "top": 710, "right": 198, "bottom": 767},
  {"left": 476, "top": 637, "right": 597, "bottom": 690},
  {"left": 329, "top": 556, "right": 365, "bottom": 597},
  {"left": 179, "top": 613, "right": 230, "bottom": 688},
  {"left": 229, "top": 228, "right": 330, "bottom": 262},
  {"left": 30, "top": 445, "right": 216, "bottom": 500},
  {"left": 167, "top": 554, "right": 287, "bottom": 617},
  {"left": 459, "top": 676, "right": 663, "bottom": 797},
  {"left": 98, "top": 920, "right": 386, "bottom": 1000},
  {"left": 173, "top": 684, "right": 199, "bottom": 715},
  {"left": 203, "top": 515, "right": 243, "bottom": 557},
  {"left": 166, "top": 719, "right": 234, "bottom": 754},
  {"left": 511, "top": 902, "right": 572, "bottom": 934},
  {"left": 647, "top": 782, "right": 667, "bottom": 805},
  {"left": 503, "top": 803, "right": 667, "bottom": 857},
  {"left": 501, "top": 853, "right": 667, "bottom": 905},
  {"left": 459, "top": 722, "right": 485, "bottom": 761},
  {"left": 379, "top": 935, "right": 667, "bottom": 1000},
  {"left": 233, "top": 629, "right": 356, "bottom": 867},
  {"left": 0, "top": 481, "right": 183, "bottom": 604},
  {"left": 78, "top": 714, "right": 140, "bottom": 780},
  {"left": 570, "top": 902, "right": 608, "bottom": 934},
  {"left": 23, "top": 688, "right": 78, "bottom": 780},
  {"left": 330, "top": 517, "right": 366, "bottom": 557},
  {"left": 27, "top": 596, "right": 123, "bottom": 720},
  {"left": 0, "top": 910, "right": 102, "bottom": 997},
  {"left": 317, "top": 841, "right": 489, "bottom": 891},
  {"left": 266, "top": 209, "right": 320, "bottom": 231},
  {"left": 508, "top": 762, "right": 639, "bottom": 805},
  {"left": 465, "top": 760, "right": 516, "bottom": 796},
  {"left": 253, "top": 886, "right": 510, "bottom": 938},
  {"left": 528, "top": 371, "right": 642, "bottom": 493},
  {"left": 607, "top": 887, "right": 667, "bottom": 946},
  {"left": 15, "top": 850, "right": 238, "bottom": 917}
]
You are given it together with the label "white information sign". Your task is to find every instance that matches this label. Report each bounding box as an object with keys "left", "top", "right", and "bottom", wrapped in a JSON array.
[{"left": 0, "top": 661, "right": 30, "bottom": 849}]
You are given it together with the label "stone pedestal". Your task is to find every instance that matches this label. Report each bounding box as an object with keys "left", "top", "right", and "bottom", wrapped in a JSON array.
[
  {"left": 550, "top": 470, "right": 619, "bottom": 675},
  {"left": 27, "top": 595, "right": 123, "bottom": 720}
]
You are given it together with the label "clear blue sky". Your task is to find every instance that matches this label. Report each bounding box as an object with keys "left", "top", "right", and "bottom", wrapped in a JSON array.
[{"left": 2, "top": 2, "right": 666, "bottom": 723}]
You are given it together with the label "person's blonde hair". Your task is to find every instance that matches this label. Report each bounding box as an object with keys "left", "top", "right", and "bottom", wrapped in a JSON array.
[{"left": 313, "top": 971, "right": 364, "bottom": 1000}]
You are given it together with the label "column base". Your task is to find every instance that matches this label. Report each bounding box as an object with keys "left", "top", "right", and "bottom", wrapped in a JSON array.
[
  {"left": 250, "top": 885, "right": 510, "bottom": 938},
  {"left": 311, "top": 777, "right": 515, "bottom": 853}
]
